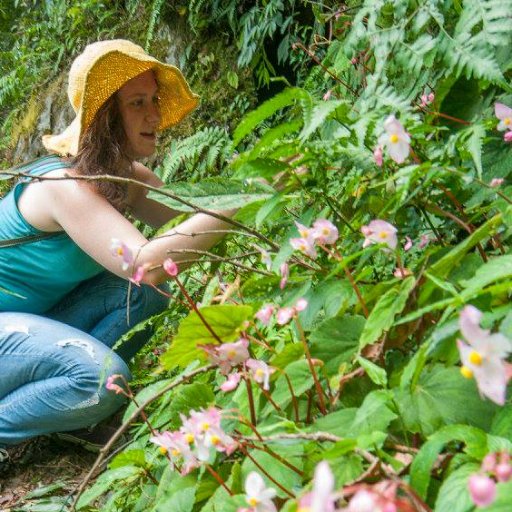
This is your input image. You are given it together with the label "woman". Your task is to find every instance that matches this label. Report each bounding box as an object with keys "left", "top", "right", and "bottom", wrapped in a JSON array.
[{"left": 0, "top": 40, "right": 234, "bottom": 469}]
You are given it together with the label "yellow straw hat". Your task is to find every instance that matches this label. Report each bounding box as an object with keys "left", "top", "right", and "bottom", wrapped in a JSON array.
[{"left": 42, "top": 39, "right": 199, "bottom": 156}]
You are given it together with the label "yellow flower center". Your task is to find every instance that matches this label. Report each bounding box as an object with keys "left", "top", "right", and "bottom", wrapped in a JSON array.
[
  {"left": 505, "top": 117, "right": 511, "bottom": 125},
  {"left": 460, "top": 366, "right": 474, "bottom": 379},
  {"left": 116, "top": 248, "right": 123, "bottom": 256},
  {"left": 201, "top": 422, "right": 210, "bottom": 432},
  {"left": 255, "top": 368, "right": 265, "bottom": 377},
  {"left": 390, "top": 134, "right": 399, "bottom": 143},
  {"left": 248, "top": 498, "right": 259, "bottom": 507},
  {"left": 297, "top": 508, "right": 310, "bottom": 512},
  {"left": 171, "top": 448, "right": 180, "bottom": 457},
  {"left": 468, "top": 350, "right": 483, "bottom": 366},
  {"left": 227, "top": 350, "right": 237, "bottom": 359},
  {"left": 299, "top": 243, "right": 306, "bottom": 251},
  {"left": 185, "top": 433, "right": 194, "bottom": 444},
  {"left": 378, "top": 231, "right": 388, "bottom": 239},
  {"left": 322, "top": 228, "right": 329, "bottom": 235},
  {"left": 159, "top": 446, "right": 168, "bottom": 455},
  {"left": 211, "top": 435, "right": 221, "bottom": 446}
]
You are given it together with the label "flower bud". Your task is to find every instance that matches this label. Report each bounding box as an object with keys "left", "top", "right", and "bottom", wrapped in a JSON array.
[{"left": 468, "top": 474, "right": 496, "bottom": 507}]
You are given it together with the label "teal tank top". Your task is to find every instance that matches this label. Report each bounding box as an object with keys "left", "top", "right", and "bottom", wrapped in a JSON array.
[{"left": 0, "top": 155, "right": 103, "bottom": 313}]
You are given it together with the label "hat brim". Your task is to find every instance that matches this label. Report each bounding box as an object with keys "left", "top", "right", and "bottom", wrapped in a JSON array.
[{"left": 43, "top": 49, "right": 199, "bottom": 156}]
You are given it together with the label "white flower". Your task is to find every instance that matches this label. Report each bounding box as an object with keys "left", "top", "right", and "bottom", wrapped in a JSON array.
[
  {"left": 244, "top": 472, "right": 277, "bottom": 512},
  {"left": 378, "top": 115, "right": 411, "bottom": 164}
]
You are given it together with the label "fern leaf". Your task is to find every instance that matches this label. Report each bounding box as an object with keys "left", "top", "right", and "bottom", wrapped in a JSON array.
[
  {"left": 299, "top": 100, "right": 346, "bottom": 141},
  {"left": 233, "top": 87, "right": 310, "bottom": 146},
  {"left": 465, "top": 123, "right": 486, "bottom": 178}
]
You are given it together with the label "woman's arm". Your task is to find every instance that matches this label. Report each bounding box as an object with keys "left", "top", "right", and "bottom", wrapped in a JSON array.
[
  {"left": 49, "top": 173, "right": 234, "bottom": 285},
  {"left": 125, "top": 161, "right": 182, "bottom": 228}
]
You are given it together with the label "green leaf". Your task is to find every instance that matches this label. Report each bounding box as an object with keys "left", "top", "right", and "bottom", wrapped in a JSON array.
[
  {"left": 299, "top": 100, "right": 346, "bottom": 141},
  {"left": 269, "top": 359, "right": 314, "bottom": 410},
  {"left": 227, "top": 70, "right": 239, "bottom": 89},
  {"left": 148, "top": 179, "right": 273, "bottom": 212},
  {"left": 490, "top": 405, "right": 512, "bottom": 441},
  {"left": 348, "top": 390, "right": 396, "bottom": 437},
  {"left": 110, "top": 449, "right": 147, "bottom": 469},
  {"left": 394, "top": 365, "right": 498, "bottom": 436},
  {"left": 167, "top": 383, "right": 216, "bottom": 430},
  {"left": 410, "top": 425, "right": 488, "bottom": 499},
  {"left": 356, "top": 356, "right": 388, "bottom": 387},
  {"left": 460, "top": 254, "right": 512, "bottom": 296},
  {"left": 310, "top": 408, "right": 358, "bottom": 437},
  {"left": 24, "top": 483, "right": 67, "bottom": 499},
  {"left": 435, "top": 462, "right": 480, "bottom": 512},
  {"left": 466, "top": 123, "right": 485, "bottom": 178},
  {"left": 309, "top": 315, "right": 365, "bottom": 376},
  {"left": 241, "top": 444, "right": 304, "bottom": 499},
  {"left": 485, "top": 480, "right": 512, "bottom": 511},
  {"left": 76, "top": 466, "right": 142, "bottom": 509},
  {"left": 359, "top": 277, "right": 415, "bottom": 349},
  {"left": 233, "top": 87, "right": 309, "bottom": 146},
  {"left": 161, "top": 305, "right": 253, "bottom": 370}
]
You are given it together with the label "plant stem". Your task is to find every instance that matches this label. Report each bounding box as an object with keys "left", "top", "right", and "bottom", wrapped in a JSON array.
[
  {"left": 206, "top": 464, "right": 233, "bottom": 496},
  {"left": 244, "top": 374, "right": 258, "bottom": 426}
]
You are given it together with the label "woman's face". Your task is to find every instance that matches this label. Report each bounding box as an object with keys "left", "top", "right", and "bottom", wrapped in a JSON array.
[{"left": 117, "top": 70, "right": 161, "bottom": 159}]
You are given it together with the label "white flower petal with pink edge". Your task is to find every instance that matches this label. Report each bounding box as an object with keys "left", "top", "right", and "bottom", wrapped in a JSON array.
[
  {"left": 312, "top": 219, "right": 339, "bottom": 245},
  {"left": 110, "top": 238, "right": 134, "bottom": 271},
  {"left": 246, "top": 359, "right": 275, "bottom": 390},
  {"left": 295, "top": 298, "right": 308, "bottom": 311},
  {"left": 255, "top": 305, "right": 274, "bottom": 325},
  {"left": 377, "top": 115, "right": 411, "bottom": 164},
  {"left": 457, "top": 305, "right": 512, "bottom": 405},
  {"left": 290, "top": 236, "right": 318, "bottom": 259},
  {"left": 220, "top": 372, "right": 242, "bottom": 392},
  {"left": 347, "top": 489, "right": 380, "bottom": 512},
  {"left": 163, "top": 258, "right": 178, "bottom": 276},
  {"left": 277, "top": 306, "right": 294, "bottom": 325},
  {"left": 373, "top": 145, "right": 383, "bottom": 167},
  {"left": 307, "top": 461, "right": 336, "bottom": 512},
  {"left": 361, "top": 220, "right": 398, "bottom": 250},
  {"left": 244, "top": 472, "right": 277, "bottom": 512},
  {"left": 495, "top": 102, "right": 512, "bottom": 131},
  {"left": 279, "top": 262, "right": 289, "bottom": 289}
]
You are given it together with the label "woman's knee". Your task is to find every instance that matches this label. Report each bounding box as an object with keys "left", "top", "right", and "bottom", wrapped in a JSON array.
[{"left": 128, "top": 283, "right": 169, "bottom": 323}]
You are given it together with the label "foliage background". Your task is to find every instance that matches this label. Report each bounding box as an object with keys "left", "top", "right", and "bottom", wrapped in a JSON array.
[{"left": 2, "top": 0, "right": 512, "bottom": 511}]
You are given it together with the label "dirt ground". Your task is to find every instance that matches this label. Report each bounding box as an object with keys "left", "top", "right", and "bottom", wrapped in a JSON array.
[{"left": 0, "top": 441, "right": 97, "bottom": 511}]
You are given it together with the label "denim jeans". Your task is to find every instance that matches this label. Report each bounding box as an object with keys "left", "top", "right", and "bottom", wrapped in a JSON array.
[{"left": 0, "top": 272, "right": 168, "bottom": 446}]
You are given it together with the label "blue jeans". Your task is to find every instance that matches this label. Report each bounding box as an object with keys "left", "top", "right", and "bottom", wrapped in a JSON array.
[{"left": 0, "top": 272, "right": 168, "bottom": 446}]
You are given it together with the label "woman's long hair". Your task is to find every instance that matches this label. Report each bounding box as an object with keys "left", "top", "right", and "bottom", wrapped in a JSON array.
[{"left": 71, "top": 94, "right": 132, "bottom": 212}]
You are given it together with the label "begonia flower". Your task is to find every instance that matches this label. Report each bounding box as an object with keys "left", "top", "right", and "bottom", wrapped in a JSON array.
[
  {"left": 312, "top": 219, "right": 339, "bottom": 245},
  {"left": 378, "top": 115, "right": 411, "bottom": 164},
  {"left": 468, "top": 474, "right": 496, "bottom": 508},
  {"left": 457, "top": 305, "right": 512, "bottom": 405},
  {"left": 373, "top": 145, "right": 383, "bottom": 167},
  {"left": 298, "top": 461, "right": 336, "bottom": 512},
  {"left": 404, "top": 236, "right": 413, "bottom": 251},
  {"left": 496, "top": 462, "right": 512, "bottom": 483},
  {"left": 220, "top": 372, "right": 242, "bottom": 392},
  {"left": 106, "top": 374, "right": 125, "bottom": 395},
  {"left": 246, "top": 359, "right": 275, "bottom": 391},
  {"left": 255, "top": 304, "right": 274, "bottom": 325},
  {"left": 280, "top": 262, "right": 289, "bottom": 289},
  {"left": 163, "top": 258, "right": 178, "bottom": 276},
  {"left": 495, "top": 102, "right": 512, "bottom": 132},
  {"left": 277, "top": 307, "right": 294, "bottom": 325},
  {"left": 110, "top": 238, "right": 133, "bottom": 271},
  {"left": 323, "top": 90, "right": 332, "bottom": 101},
  {"left": 201, "top": 338, "right": 249, "bottom": 375},
  {"left": 150, "top": 430, "right": 199, "bottom": 474},
  {"left": 243, "top": 472, "right": 277, "bottom": 512},
  {"left": 361, "top": 220, "right": 398, "bottom": 250},
  {"left": 490, "top": 178, "right": 504, "bottom": 187},
  {"left": 418, "top": 234, "right": 430, "bottom": 249},
  {"left": 393, "top": 267, "right": 413, "bottom": 279},
  {"left": 295, "top": 221, "right": 312, "bottom": 239},
  {"left": 347, "top": 489, "right": 379, "bottom": 512},
  {"left": 290, "top": 236, "right": 318, "bottom": 259},
  {"left": 420, "top": 92, "right": 435, "bottom": 107},
  {"left": 505, "top": 131, "right": 512, "bottom": 142},
  {"left": 254, "top": 245, "right": 272, "bottom": 270}
]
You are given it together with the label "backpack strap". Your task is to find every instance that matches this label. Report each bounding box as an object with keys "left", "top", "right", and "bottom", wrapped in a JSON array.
[{"left": 0, "top": 231, "right": 60, "bottom": 248}]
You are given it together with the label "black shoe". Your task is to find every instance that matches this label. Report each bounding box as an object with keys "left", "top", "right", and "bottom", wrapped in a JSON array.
[{"left": 52, "top": 424, "right": 123, "bottom": 453}]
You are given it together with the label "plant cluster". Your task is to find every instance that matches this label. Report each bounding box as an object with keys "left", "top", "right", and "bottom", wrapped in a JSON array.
[{"left": 6, "top": 0, "right": 512, "bottom": 511}]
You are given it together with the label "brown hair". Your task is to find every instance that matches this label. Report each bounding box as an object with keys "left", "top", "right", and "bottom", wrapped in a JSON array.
[{"left": 71, "top": 94, "right": 132, "bottom": 212}]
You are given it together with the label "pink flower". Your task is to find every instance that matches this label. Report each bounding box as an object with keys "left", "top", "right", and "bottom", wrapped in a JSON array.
[
  {"left": 373, "top": 145, "right": 383, "bottom": 167},
  {"left": 163, "top": 258, "right": 178, "bottom": 276},
  {"left": 504, "top": 131, "right": 512, "bottom": 142},
  {"left": 201, "top": 338, "right": 249, "bottom": 375},
  {"left": 243, "top": 472, "right": 277, "bottom": 512},
  {"left": 490, "top": 178, "right": 504, "bottom": 187},
  {"left": 468, "top": 474, "right": 496, "bottom": 507},
  {"left": 180, "top": 407, "right": 237, "bottom": 461},
  {"left": 312, "top": 219, "right": 339, "bottom": 245},
  {"left": 496, "top": 462, "right": 512, "bottom": 482},
  {"left": 295, "top": 221, "right": 312, "bottom": 239},
  {"left": 279, "top": 263, "right": 289, "bottom": 289},
  {"left": 220, "top": 372, "right": 242, "bottom": 392},
  {"left": 404, "top": 236, "right": 413, "bottom": 251},
  {"left": 255, "top": 305, "right": 274, "bottom": 325},
  {"left": 276, "top": 298, "right": 308, "bottom": 325},
  {"left": 323, "top": 90, "right": 332, "bottom": 101},
  {"left": 150, "top": 431, "right": 199, "bottom": 474},
  {"left": 420, "top": 92, "right": 435, "bottom": 107},
  {"left": 295, "top": 298, "right": 308, "bottom": 311},
  {"left": 378, "top": 115, "right": 411, "bottom": 164},
  {"left": 298, "top": 461, "right": 336, "bottom": 512},
  {"left": 361, "top": 220, "right": 398, "bottom": 250},
  {"left": 393, "top": 267, "right": 413, "bottom": 279},
  {"left": 495, "top": 102, "right": 512, "bottom": 132},
  {"left": 254, "top": 245, "right": 272, "bottom": 270},
  {"left": 290, "top": 236, "right": 318, "bottom": 259},
  {"left": 457, "top": 305, "right": 512, "bottom": 405},
  {"left": 347, "top": 489, "right": 379, "bottom": 512},
  {"left": 246, "top": 359, "right": 275, "bottom": 390},
  {"left": 418, "top": 234, "right": 430, "bottom": 249},
  {"left": 482, "top": 453, "right": 497, "bottom": 472},
  {"left": 105, "top": 374, "right": 125, "bottom": 395},
  {"left": 110, "top": 239, "right": 133, "bottom": 271}
]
